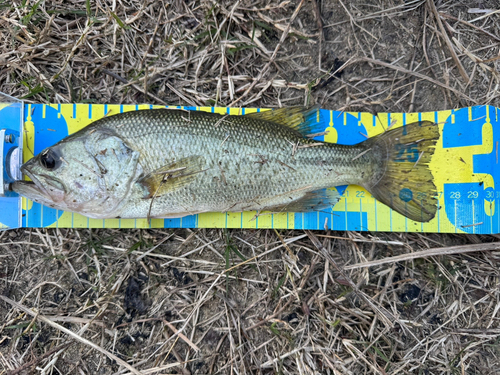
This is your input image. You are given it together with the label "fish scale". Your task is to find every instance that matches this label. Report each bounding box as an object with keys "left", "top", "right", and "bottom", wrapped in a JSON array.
[{"left": 104, "top": 109, "right": 369, "bottom": 217}]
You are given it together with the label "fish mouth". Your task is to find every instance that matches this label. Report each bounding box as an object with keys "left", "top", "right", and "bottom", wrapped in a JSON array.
[
  {"left": 13, "top": 168, "right": 66, "bottom": 203},
  {"left": 12, "top": 178, "right": 50, "bottom": 203}
]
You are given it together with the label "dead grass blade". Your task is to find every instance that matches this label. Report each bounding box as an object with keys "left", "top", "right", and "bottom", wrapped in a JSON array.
[
  {"left": 427, "top": 0, "right": 470, "bottom": 83},
  {"left": 345, "top": 241, "right": 500, "bottom": 269}
]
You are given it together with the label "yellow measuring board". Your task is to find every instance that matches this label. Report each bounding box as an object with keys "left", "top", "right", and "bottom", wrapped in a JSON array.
[{"left": 5, "top": 102, "right": 500, "bottom": 233}]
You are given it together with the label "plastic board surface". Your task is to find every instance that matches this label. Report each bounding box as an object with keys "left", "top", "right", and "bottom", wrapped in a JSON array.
[
  {"left": 8, "top": 103, "right": 500, "bottom": 233},
  {"left": 0, "top": 95, "right": 23, "bottom": 229}
]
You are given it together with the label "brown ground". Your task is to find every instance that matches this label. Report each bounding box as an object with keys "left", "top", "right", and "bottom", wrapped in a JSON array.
[{"left": 1, "top": 1, "right": 500, "bottom": 374}]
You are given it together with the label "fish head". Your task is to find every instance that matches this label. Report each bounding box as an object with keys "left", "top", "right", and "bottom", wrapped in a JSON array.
[{"left": 12, "top": 129, "right": 142, "bottom": 219}]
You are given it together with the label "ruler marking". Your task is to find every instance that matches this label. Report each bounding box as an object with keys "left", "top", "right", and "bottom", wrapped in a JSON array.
[
  {"left": 472, "top": 199, "right": 475, "bottom": 234},
  {"left": 344, "top": 198, "right": 348, "bottom": 231},
  {"left": 490, "top": 202, "right": 493, "bottom": 234},
  {"left": 454, "top": 199, "right": 457, "bottom": 233},
  {"left": 438, "top": 200, "right": 440, "bottom": 233},
  {"left": 359, "top": 198, "right": 362, "bottom": 230},
  {"left": 405, "top": 202, "right": 408, "bottom": 232}
]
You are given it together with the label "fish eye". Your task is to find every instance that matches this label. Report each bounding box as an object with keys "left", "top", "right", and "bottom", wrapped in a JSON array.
[{"left": 40, "top": 149, "right": 58, "bottom": 170}]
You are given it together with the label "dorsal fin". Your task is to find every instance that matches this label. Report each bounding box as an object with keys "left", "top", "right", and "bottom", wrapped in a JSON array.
[{"left": 245, "top": 106, "right": 321, "bottom": 137}]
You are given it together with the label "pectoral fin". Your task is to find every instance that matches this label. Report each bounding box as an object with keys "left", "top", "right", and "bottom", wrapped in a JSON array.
[{"left": 139, "top": 156, "right": 206, "bottom": 198}]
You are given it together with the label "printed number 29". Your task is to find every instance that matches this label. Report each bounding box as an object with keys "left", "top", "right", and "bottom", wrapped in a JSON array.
[{"left": 468, "top": 191, "right": 478, "bottom": 199}]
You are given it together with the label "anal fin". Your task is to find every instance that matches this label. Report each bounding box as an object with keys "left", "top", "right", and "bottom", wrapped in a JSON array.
[
  {"left": 150, "top": 210, "right": 204, "bottom": 219},
  {"left": 266, "top": 188, "right": 341, "bottom": 213}
]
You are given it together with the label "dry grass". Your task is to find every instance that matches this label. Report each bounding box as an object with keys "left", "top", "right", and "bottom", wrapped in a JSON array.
[{"left": 1, "top": 0, "right": 500, "bottom": 374}]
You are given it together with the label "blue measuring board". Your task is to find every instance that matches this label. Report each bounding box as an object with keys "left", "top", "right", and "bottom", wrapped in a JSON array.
[{"left": 2, "top": 101, "right": 499, "bottom": 233}]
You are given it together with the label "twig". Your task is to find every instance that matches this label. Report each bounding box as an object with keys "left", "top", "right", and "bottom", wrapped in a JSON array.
[
  {"left": 439, "top": 12, "right": 500, "bottom": 43},
  {"left": 345, "top": 241, "right": 500, "bottom": 269},
  {"left": 427, "top": 0, "right": 469, "bottom": 83},
  {"left": 101, "top": 69, "right": 128, "bottom": 84}
]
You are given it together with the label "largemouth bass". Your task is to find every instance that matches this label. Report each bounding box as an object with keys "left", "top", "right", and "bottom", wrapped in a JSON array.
[{"left": 12, "top": 107, "right": 440, "bottom": 222}]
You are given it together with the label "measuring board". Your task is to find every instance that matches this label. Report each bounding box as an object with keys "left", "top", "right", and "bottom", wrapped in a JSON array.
[{"left": 0, "top": 98, "right": 499, "bottom": 233}]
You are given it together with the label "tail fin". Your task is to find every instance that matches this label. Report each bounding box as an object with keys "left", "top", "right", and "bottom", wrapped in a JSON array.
[{"left": 364, "top": 121, "right": 440, "bottom": 222}]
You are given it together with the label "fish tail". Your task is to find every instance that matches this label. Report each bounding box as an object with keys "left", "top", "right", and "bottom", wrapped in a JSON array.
[{"left": 363, "top": 121, "right": 440, "bottom": 222}]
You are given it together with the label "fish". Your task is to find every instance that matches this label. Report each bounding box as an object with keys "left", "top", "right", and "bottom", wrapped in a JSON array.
[{"left": 11, "top": 107, "right": 440, "bottom": 222}]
